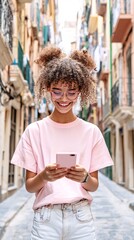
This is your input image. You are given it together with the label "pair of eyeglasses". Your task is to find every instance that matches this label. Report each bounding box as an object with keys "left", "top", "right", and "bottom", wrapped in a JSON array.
[{"left": 50, "top": 90, "right": 79, "bottom": 100}]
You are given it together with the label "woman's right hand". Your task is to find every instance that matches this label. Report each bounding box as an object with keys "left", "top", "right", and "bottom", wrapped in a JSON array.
[
  {"left": 25, "top": 164, "right": 67, "bottom": 193},
  {"left": 43, "top": 164, "right": 68, "bottom": 182}
]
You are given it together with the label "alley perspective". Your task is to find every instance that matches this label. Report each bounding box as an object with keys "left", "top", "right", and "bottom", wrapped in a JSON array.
[
  {"left": 0, "top": 0, "right": 134, "bottom": 240},
  {"left": 0, "top": 173, "right": 134, "bottom": 240}
]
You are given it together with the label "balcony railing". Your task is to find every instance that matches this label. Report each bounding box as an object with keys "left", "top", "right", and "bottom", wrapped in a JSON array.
[
  {"left": 0, "top": 0, "right": 13, "bottom": 50},
  {"left": 112, "top": 0, "right": 131, "bottom": 28},
  {"left": 111, "top": 78, "right": 133, "bottom": 111},
  {"left": 112, "top": 0, "right": 132, "bottom": 42}
]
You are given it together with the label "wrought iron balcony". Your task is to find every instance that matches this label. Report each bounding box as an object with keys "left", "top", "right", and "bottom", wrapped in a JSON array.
[
  {"left": 97, "top": 0, "right": 107, "bottom": 16},
  {"left": 112, "top": 0, "right": 132, "bottom": 42},
  {"left": 0, "top": 0, "right": 13, "bottom": 50},
  {"left": 0, "top": 0, "right": 13, "bottom": 69},
  {"left": 111, "top": 78, "right": 133, "bottom": 112}
]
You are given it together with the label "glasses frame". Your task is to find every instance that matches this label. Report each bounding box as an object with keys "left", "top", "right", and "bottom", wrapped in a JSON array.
[{"left": 50, "top": 89, "right": 79, "bottom": 101}]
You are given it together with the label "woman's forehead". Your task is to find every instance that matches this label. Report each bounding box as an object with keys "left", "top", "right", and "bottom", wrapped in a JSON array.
[{"left": 51, "top": 81, "right": 77, "bottom": 89}]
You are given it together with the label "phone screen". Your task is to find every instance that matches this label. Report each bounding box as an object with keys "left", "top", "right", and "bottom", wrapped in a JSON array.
[{"left": 56, "top": 153, "right": 77, "bottom": 168}]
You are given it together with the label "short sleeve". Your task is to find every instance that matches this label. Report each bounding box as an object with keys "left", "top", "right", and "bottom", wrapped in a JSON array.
[
  {"left": 11, "top": 128, "right": 37, "bottom": 173},
  {"left": 89, "top": 137, "right": 114, "bottom": 173}
]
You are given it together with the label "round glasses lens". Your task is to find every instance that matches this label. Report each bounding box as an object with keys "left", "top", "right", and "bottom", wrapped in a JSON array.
[
  {"left": 67, "top": 92, "right": 78, "bottom": 100},
  {"left": 51, "top": 91, "right": 62, "bottom": 99},
  {"left": 51, "top": 91, "right": 79, "bottom": 100}
]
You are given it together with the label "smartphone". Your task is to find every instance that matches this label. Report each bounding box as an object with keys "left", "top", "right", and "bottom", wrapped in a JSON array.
[{"left": 56, "top": 153, "right": 77, "bottom": 168}]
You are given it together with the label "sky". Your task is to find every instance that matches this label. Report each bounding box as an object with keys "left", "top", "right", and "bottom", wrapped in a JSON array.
[
  {"left": 58, "top": 0, "right": 83, "bottom": 22},
  {"left": 58, "top": 0, "right": 83, "bottom": 53}
]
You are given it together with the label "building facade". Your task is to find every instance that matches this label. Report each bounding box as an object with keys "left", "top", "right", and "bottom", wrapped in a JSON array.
[
  {"left": 109, "top": 0, "right": 134, "bottom": 190},
  {"left": 77, "top": 0, "right": 134, "bottom": 191},
  {"left": 0, "top": 0, "right": 57, "bottom": 201}
]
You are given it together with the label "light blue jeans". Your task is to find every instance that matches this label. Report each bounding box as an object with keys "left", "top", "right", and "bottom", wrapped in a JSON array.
[{"left": 31, "top": 199, "right": 96, "bottom": 240}]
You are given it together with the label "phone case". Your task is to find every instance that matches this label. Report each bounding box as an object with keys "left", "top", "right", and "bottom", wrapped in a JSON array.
[{"left": 56, "top": 153, "right": 77, "bottom": 168}]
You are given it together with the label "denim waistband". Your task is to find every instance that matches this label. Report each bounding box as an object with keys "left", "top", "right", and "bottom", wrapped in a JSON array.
[{"left": 36, "top": 199, "right": 89, "bottom": 212}]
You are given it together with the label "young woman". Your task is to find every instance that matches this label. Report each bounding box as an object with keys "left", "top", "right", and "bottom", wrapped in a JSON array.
[{"left": 11, "top": 46, "right": 113, "bottom": 239}]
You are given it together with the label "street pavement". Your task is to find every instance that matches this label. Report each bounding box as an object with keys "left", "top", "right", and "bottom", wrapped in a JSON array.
[{"left": 0, "top": 173, "right": 134, "bottom": 240}]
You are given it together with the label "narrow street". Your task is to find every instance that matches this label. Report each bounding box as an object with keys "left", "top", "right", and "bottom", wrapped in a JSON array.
[
  {"left": 1, "top": 173, "right": 134, "bottom": 240},
  {"left": 0, "top": 0, "right": 134, "bottom": 238}
]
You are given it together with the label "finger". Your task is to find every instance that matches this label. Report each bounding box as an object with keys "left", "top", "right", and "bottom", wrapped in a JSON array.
[
  {"left": 66, "top": 171, "right": 87, "bottom": 181},
  {"left": 47, "top": 168, "right": 67, "bottom": 180},
  {"left": 68, "top": 169, "right": 85, "bottom": 176},
  {"left": 66, "top": 172, "right": 82, "bottom": 179},
  {"left": 65, "top": 174, "right": 81, "bottom": 182},
  {"left": 49, "top": 171, "right": 67, "bottom": 181},
  {"left": 46, "top": 164, "right": 57, "bottom": 171},
  {"left": 70, "top": 166, "right": 84, "bottom": 172},
  {"left": 50, "top": 168, "right": 67, "bottom": 175}
]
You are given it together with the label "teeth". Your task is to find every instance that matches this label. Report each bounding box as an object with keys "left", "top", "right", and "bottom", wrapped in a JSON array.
[{"left": 59, "top": 103, "right": 69, "bottom": 107}]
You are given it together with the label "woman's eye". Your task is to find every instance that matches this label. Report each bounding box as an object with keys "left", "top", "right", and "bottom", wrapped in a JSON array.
[
  {"left": 68, "top": 92, "right": 76, "bottom": 96},
  {"left": 53, "top": 91, "right": 61, "bottom": 95}
]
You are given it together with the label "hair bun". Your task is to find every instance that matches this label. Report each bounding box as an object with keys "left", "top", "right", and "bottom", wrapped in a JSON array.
[
  {"left": 35, "top": 45, "right": 62, "bottom": 67},
  {"left": 70, "top": 50, "right": 96, "bottom": 71}
]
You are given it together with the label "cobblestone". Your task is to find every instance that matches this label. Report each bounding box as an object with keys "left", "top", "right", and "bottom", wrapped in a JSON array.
[{"left": 1, "top": 173, "right": 134, "bottom": 240}]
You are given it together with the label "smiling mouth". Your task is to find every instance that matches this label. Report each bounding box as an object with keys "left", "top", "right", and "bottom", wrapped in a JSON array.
[{"left": 57, "top": 102, "right": 71, "bottom": 107}]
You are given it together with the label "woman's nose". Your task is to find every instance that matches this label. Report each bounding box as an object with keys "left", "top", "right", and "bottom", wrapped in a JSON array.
[{"left": 61, "top": 92, "right": 68, "bottom": 100}]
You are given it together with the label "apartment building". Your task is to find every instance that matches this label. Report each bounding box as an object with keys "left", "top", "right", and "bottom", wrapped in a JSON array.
[
  {"left": 110, "top": 0, "right": 134, "bottom": 190},
  {"left": 95, "top": 0, "right": 134, "bottom": 190},
  {"left": 76, "top": 0, "right": 134, "bottom": 191},
  {"left": 0, "top": 0, "right": 57, "bottom": 201}
]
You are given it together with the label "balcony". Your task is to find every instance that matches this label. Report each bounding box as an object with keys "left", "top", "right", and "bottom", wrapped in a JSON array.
[
  {"left": 100, "top": 48, "right": 109, "bottom": 81},
  {"left": 0, "top": 0, "right": 13, "bottom": 69},
  {"left": 9, "top": 65, "right": 26, "bottom": 95},
  {"left": 112, "top": 0, "right": 132, "bottom": 43},
  {"left": 97, "top": 0, "right": 107, "bottom": 16},
  {"left": 111, "top": 78, "right": 133, "bottom": 119},
  {"left": 0, "top": 33, "right": 13, "bottom": 70},
  {"left": 9, "top": 41, "right": 34, "bottom": 96}
]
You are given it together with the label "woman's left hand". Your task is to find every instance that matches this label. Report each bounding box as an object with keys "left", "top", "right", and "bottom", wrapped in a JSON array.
[{"left": 65, "top": 165, "right": 88, "bottom": 183}]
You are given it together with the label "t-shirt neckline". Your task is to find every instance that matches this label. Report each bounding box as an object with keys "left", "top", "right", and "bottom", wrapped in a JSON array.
[{"left": 44, "top": 116, "right": 81, "bottom": 128}]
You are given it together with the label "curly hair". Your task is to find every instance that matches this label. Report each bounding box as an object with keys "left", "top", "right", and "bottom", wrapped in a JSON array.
[{"left": 34, "top": 45, "right": 97, "bottom": 106}]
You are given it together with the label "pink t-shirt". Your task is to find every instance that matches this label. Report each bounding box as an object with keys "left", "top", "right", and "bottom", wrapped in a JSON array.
[{"left": 11, "top": 116, "right": 113, "bottom": 209}]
